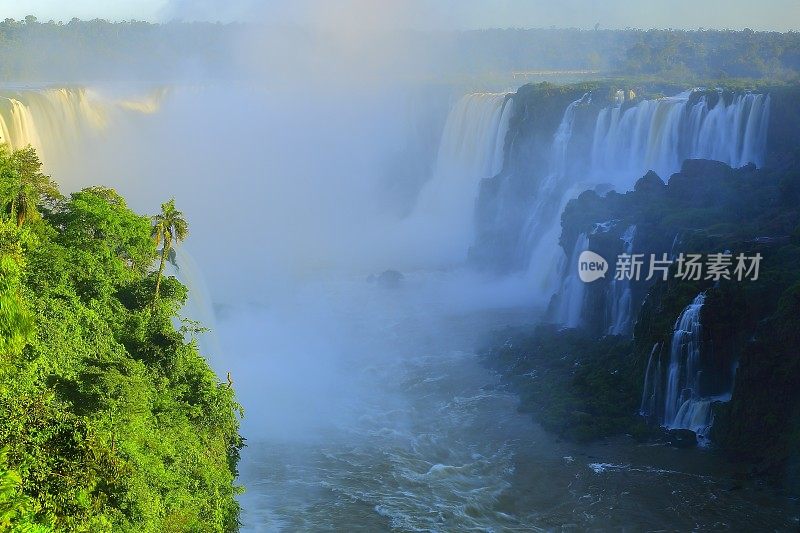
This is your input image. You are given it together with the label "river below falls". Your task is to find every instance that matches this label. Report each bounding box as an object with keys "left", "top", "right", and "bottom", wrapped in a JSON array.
[{"left": 214, "top": 273, "right": 799, "bottom": 531}]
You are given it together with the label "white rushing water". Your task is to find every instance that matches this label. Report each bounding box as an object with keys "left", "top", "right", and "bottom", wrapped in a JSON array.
[
  {"left": 554, "top": 232, "right": 589, "bottom": 327},
  {"left": 636, "top": 292, "right": 734, "bottom": 444},
  {"left": 640, "top": 342, "right": 663, "bottom": 417},
  {"left": 518, "top": 89, "right": 771, "bottom": 320},
  {"left": 519, "top": 94, "right": 589, "bottom": 268},
  {"left": 409, "top": 92, "right": 512, "bottom": 263},
  {"left": 664, "top": 293, "right": 707, "bottom": 426},
  {"left": 590, "top": 91, "right": 770, "bottom": 187},
  {"left": 513, "top": 94, "right": 593, "bottom": 303},
  {"left": 663, "top": 295, "right": 733, "bottom": 444},
  {"left": 428, "top": 93, "right": 512, "bottom": 191},
  {"left": 606, "top": 224, "right": 637, "bottom": 335}
]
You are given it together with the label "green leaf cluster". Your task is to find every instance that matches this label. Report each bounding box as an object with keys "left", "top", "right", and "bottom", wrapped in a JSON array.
[{"left": 0, "top": 145, "right": 242, "bottom": 532}]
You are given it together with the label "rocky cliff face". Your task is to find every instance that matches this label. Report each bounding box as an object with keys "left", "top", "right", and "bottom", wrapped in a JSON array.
[
  {"left": 471, "top": 82, "right": 597, "bottom": 272},
  {"left": 471, "top": 81, "right": 800, "bottom": 278},
  {"left": 560, "top": 156, "right": 800, "bottom": 477},
  {"left": 479, "top": 80, "right": 800, "bottom": 484},
  {"left": 488, "top": 153, "right": 800, "bottom": 486}
]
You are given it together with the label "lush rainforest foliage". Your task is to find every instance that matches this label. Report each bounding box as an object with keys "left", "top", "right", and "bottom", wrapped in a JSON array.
[
  {"left": 0, "top": 17, "right": 798, "bottom": 82},
  {"left": 0, "top": 145, "right": 242, "bottom": 532}
]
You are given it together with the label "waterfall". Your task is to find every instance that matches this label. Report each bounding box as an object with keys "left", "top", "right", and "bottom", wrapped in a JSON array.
[
  {"left": 0, "top": 98, "right": 41, "bottom": 152},
  {"left": 472, "top": 87, "right": 770, "bottom": 286},
  {"left": 490, "top": 96, "right": 514, "bottom": 176},
  {"left": 411, "top": 92, "right": 512, "bottom": 262},
  {"left": 418, "top": 92, "right": 511, "bottom": 210},
  {"left": 0, "top": 88, "right": 104, "bottom": 160},
  {"left": 549, "top": 93, "right": 589, "bottom": 180},
  {"left": 638, "top": 292, "right": 737, "bottom": 445},
  {"left": 640, "top": 343, "right": 662, "bottom": 417},
  {"left": 520, "top": 94, "right": 589, "bottom": 265},
  {"left": 498, "top": 88, "right": 771, "bottom": 312},
  {"left": 656, "top": 292, "right": 734, "bottom": 445},
  {"left": 664, "top": 293, "right": 706, "bottom": 425},
  {"left": 554, "top": 232, "right": 589, "bottom": 327},
  {"left": 606, "top": 224, "right": 637, "bottom": 335},
  {"left": 516, "top": 95, "right": 593, "bottom": 298},
  {"left": 590, "top": 91, "right": 770, "bottom": 186},
  {"left": 0, "top": 86, "right": 165, "bottom": 169}
]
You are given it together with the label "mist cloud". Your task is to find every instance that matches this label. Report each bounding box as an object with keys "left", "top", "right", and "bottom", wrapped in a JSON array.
[{"left": 161, "top": 0, "right": 799, "bottom": 31}]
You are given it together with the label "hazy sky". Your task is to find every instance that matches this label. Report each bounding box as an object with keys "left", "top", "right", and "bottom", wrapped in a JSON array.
[{"left": 2, "top": 0, "right": 798, "bottom": 31}]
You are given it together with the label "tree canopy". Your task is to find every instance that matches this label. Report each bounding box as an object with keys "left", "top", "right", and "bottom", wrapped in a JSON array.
[
  {"left": 0, "top": 18, "right": 798, "bottom": 82},
  {"left": 0, "top": 145, "right": 242, "bottom": 532}
]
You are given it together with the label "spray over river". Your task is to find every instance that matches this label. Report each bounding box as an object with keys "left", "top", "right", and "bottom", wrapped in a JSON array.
[{"left": 9, "top": 82, "right": 797, "bottom": 531}]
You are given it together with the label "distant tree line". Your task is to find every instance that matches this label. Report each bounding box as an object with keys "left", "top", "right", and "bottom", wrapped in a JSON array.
[
  {"left": 0, "top": 17, "right": 798, "bottom": 82},
  {"left": 0, "top": 16, "right": 241, "bottom": 82},
  {"left": 447, "top": 28, "right": 800, "bottom": 80}
]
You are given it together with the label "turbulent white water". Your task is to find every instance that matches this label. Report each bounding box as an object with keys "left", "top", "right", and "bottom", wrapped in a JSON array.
[
  {"left": 410, "top": 92, "right": 512, "bottom": 263},
  {"left": 590, "top": 91, "right": 770, "bottom": 186},
  {"left": 521, "top": 89, "right": 771, "bottom": 323},
  {"left": 519, "top": 94, "right": 589, "bottom": 281}
]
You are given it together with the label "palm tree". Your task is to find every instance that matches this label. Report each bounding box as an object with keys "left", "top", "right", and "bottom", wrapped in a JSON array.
[
  {"left": 151, "top": 199, "right": 188, "bottom": 304},
  {"left": 0, "top": 145, "right": 60, "bottom": 226}
]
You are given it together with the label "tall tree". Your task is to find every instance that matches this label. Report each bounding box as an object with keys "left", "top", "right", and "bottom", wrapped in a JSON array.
[
  {"left": 0, "top": 145, "right": 60, "bottom": 226},
  {"left": 150, "top": 199, "right": 188, "bottom": 304}
]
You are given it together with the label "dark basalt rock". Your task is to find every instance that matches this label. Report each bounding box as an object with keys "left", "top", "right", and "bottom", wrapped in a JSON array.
[
  {"left": 666, "top": 429, "right": 698, "bottom": 448},
  {"left": 634, "top": 170, "right": 665, "bottom": 193},
  {"left": 491, "top": 155, "right": 800, "bottom": 487},
  {"left": 479, "top": 82, "right": 800, "bottom": 487},
  {"left": 582, "top": 159, "right": 800, "bottom": 483}
]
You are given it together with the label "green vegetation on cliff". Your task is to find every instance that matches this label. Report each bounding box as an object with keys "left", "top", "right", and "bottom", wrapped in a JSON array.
[
  {"left": 0, "top": 146, "right": 242, "bottom": 532},
  {"left": 484, "top": 325, "right": 647, "bottom": 442},
  {"left": 488, "top": 156, "right": 800, "bottom": 485}
]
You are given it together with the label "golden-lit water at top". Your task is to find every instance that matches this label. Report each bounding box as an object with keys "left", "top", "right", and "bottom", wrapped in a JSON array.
[{"left": 0, "top": 85, "right": 167, "bottom": 170}]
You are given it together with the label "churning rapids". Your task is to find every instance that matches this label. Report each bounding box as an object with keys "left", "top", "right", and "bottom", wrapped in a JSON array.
[
  {"left": 13, "top": 83, "right": 799, "bottom": 531},
  {"left": 225, "top": 277, "right": 797, "bottom": 531}
]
